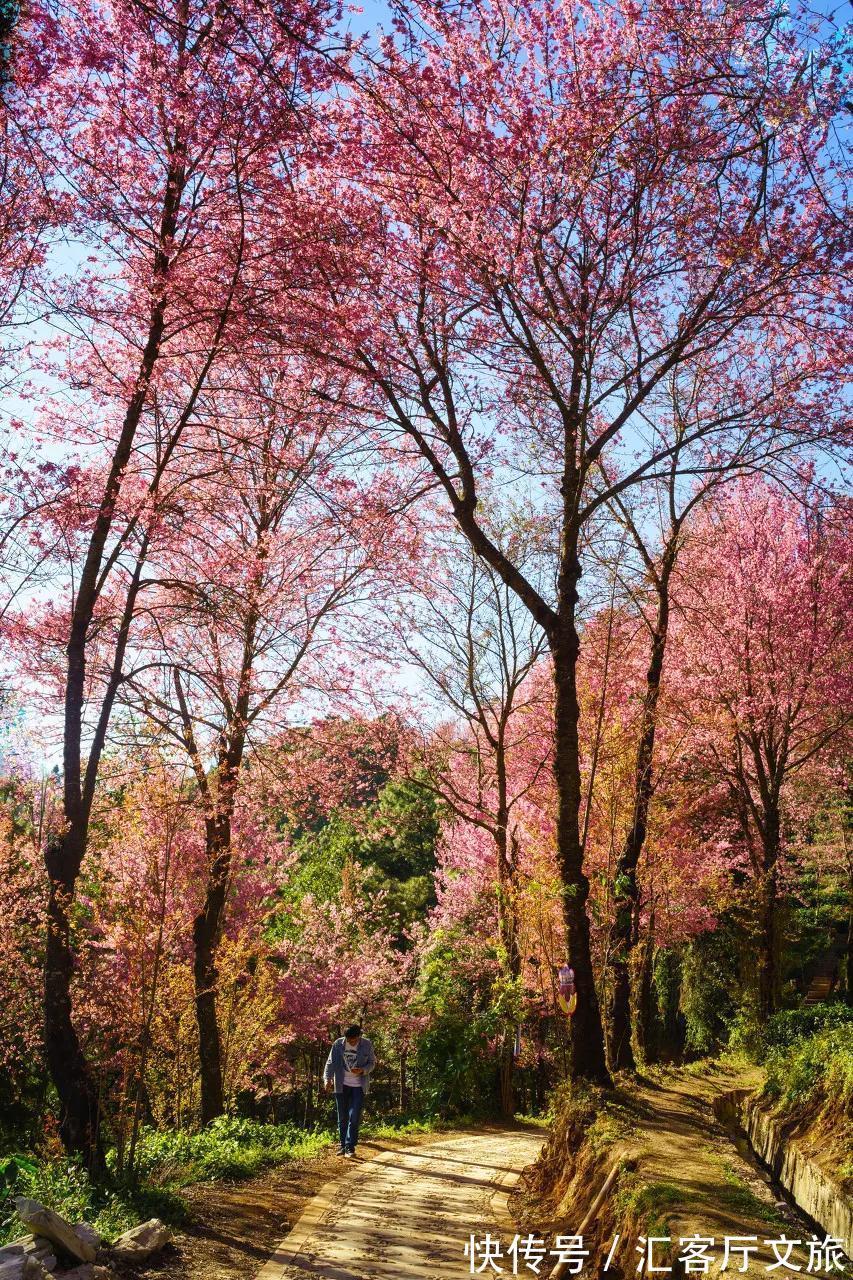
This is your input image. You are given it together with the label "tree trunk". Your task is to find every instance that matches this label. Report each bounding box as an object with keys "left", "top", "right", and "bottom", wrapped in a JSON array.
[
  {"left": 606, "top": 557, "right": 672, "bottom": 1072},
  {"left": 754, "top": 796, "right": 781, "bottom": 1020},
  {"left": 304, "top": 1055, "right": 313, "bottom": 1127},
  {"left": 46, "top": 544, "right": 149, "bottom": 1175},
  {"left": 608, "top": 952, "right": 634, "bottom": 1072},
  {"left": 194, "top": 815, "right": 232, "bottom": 1125},
  {"left": 840, "top": 880, "right": 845, "bottom": 1008},
  {"left": 44, "top": 832, "right": 105, "bottom": 1174},
  {"left": 46, "top": 507, "right": 151, "bottom": 1172},
  {"left": 495, "top": 810, "right": 521, "bottom": 1116},
  {"left": 756, "top": 864, "right": 778, "bottom": 1020},
  {"left": 633, "top": 918, "right": 656, "bottom": 1065},
  {"left": 42, "top": 150, "right": 187, "bottom": 1165},
  {"left": 499, "top": 1029, "right": 515, "bottom": 1118},
  {"left": 552, "top": 552, "right": 610, "bottom": 1086}
]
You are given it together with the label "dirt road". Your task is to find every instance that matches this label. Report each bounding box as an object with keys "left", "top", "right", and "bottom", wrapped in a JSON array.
[
  {"left": 255, "top": 1129, "right": 546, "bottom": 1280},
  {"left": 599, "top": 1063, "right": 825, "bottom": 1277},
  {"left": 628, "top": 1065, "right": 808, "bottom": 1253}
]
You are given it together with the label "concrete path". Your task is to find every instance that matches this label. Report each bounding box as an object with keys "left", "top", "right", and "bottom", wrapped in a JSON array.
[{"left": 256, "top": 1130, "right": 545, "bottom": 1280}]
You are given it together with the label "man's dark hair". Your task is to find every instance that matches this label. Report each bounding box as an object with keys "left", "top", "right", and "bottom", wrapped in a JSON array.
[{"left": 344, "top": 1024, "right": 362, "bottom": 1039}]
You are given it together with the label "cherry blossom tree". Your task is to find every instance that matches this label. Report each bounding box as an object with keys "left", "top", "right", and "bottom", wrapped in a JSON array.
[
  {"left": 596, "top": 372, "right": 753, "bottom": 1071},
  {"left": 391, "top": 529, "right": 550, "bottom": 1111},
  {"left": 0, "top": 7, "right": 60, "bottom": 360},
  {"left": 63, "top": 750, "right": 307, "bottom": 1143},
  {"left": 0, "top": 3, "right": 68, "bottom": 614},
  {"left": 312, "top": 0, "right": 850, "bottom": 1080},
  {"left": 9, "top": 0, "right": 339, "bottom": 1164},
  {"left": 119, "top": 357, "right": 400, "bottom": 1121},
  {"left": 577, "top": 595, "right": 734, "bottom": 1059},
  {"left": 258, "top": 714, "right": 406, "bottom": 834},
  {"left": 669, "top": 481, "right": 852, "bottom": 1017}
]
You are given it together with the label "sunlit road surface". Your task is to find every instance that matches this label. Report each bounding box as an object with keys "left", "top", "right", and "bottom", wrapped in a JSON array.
[{"left": 256, "top": 1130, "right": 545, "bottom": 1280}]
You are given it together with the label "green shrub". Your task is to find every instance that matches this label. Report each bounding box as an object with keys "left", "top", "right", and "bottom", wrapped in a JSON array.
[
  {"left": 0, "top": 1115, "right": 339, "bottom": 1247},
  {"left": 761, "top": 1004, "right": 853, "bottom": 1056},
  {"left": 728, "top": 1003, "right": 764, "bottom": 1058},
  {"left": 129, "top": 1116, "right": 330, "bottom": 1184},
  {"left": 680, "top": 935, "right": 738, "bottom": 1056},
  {"left": 652, "top": 947, "right": 683, "bottom": 1058},
  {"left": 411, "top": 933, "right": 503, "bottom": 1116},
  {"left": 762, "top": 1022, "right": 853, "bottom": 1115},
  {"left": 728, "top": 1000, "right": 853, "bottom": 1065},
  {"left": 0, "top": 1115, "right": 338, "bottom": 1248},
  {"left": 0, "top": 1153, "right": 183, "bottom": 1247}
]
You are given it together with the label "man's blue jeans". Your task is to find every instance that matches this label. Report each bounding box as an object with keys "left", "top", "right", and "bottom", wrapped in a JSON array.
[{"left": 336, "top": 1084, "right": 364, "bottom": 1152}]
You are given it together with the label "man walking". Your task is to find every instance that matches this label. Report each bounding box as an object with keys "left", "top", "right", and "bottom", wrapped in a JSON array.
[{"left": 324, "top": 1024, "right": 376, "bottom": 1157}]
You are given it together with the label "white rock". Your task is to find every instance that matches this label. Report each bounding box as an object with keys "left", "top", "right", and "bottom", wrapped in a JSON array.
[
  {"left": 110, "top": 1218, "right": 170, "bottom": 1261},
  {"left": 11, "top": 1203, "right": 95, "bottom": 1266},
  {"left": 72, "top": 1227, "right": 99, "bottom": 1256}
]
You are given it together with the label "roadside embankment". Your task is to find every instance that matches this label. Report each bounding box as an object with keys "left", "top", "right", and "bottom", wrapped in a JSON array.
[
  {"left": 515, "top": 1060, "right": 825, "bottom": 1276},
  {"left": 714, "top": 1087, "right": 853, "bottom": 1246}
]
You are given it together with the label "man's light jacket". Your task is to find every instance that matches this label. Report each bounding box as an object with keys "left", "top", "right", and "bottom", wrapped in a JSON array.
[{"left": 323, "top": 1036, "right": 376, "bottom": 1095}]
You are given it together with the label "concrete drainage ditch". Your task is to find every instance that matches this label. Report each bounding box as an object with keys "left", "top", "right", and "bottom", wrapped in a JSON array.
[{"left": 713, "top": 1089, "right": 852, "bottom": 1250}]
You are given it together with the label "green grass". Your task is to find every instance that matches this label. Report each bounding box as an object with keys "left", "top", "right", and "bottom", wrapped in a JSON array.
[
  {"left": 0, "top": 1152, "right": 184, "bottom": 1247},
  {"left": 612, "top": 1145, "right": 781, "bottom": 1250},
  {"left": 615, "top": 1175, "right": 681, "bottom": 1239},
  {"left": 510, "top": 1112, "right": 550, "bottom": 1128},
  {"left": 360, "top": 1113, "right": 462, "bottom": 1140},
  {"left": 1, "top": 1117, "right": 335, "bottom": 1247},
  {"left": 759, "top": 1019, "right": 853, "bottom": 1185},
  {"left": 543, "top": 1079, "right": 634, "bottom": 1154},
  {"left": 587, "top": 1096, "right": 636, "bottom": 1156},
  {"left": 676, "top": 1049, "right": 754, "bottom": 1077},
  {"left": 710, "top": 1153, "right": 783, "bottom": 1226},
  {"left": 713, "top": 1180, "right": 781, "bottom": 1225},
  {"left": 128, "top": 1116, "right": 331, "bottom": 1185}
]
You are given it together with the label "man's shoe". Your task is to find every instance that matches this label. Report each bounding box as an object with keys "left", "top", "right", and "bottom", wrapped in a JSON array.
[
  {"left": 337, "top": 1147, "right": 347, "bottom": 1156},
  {"left": 344, "top": 1149, "right": 354, "bottom": 1158}
]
